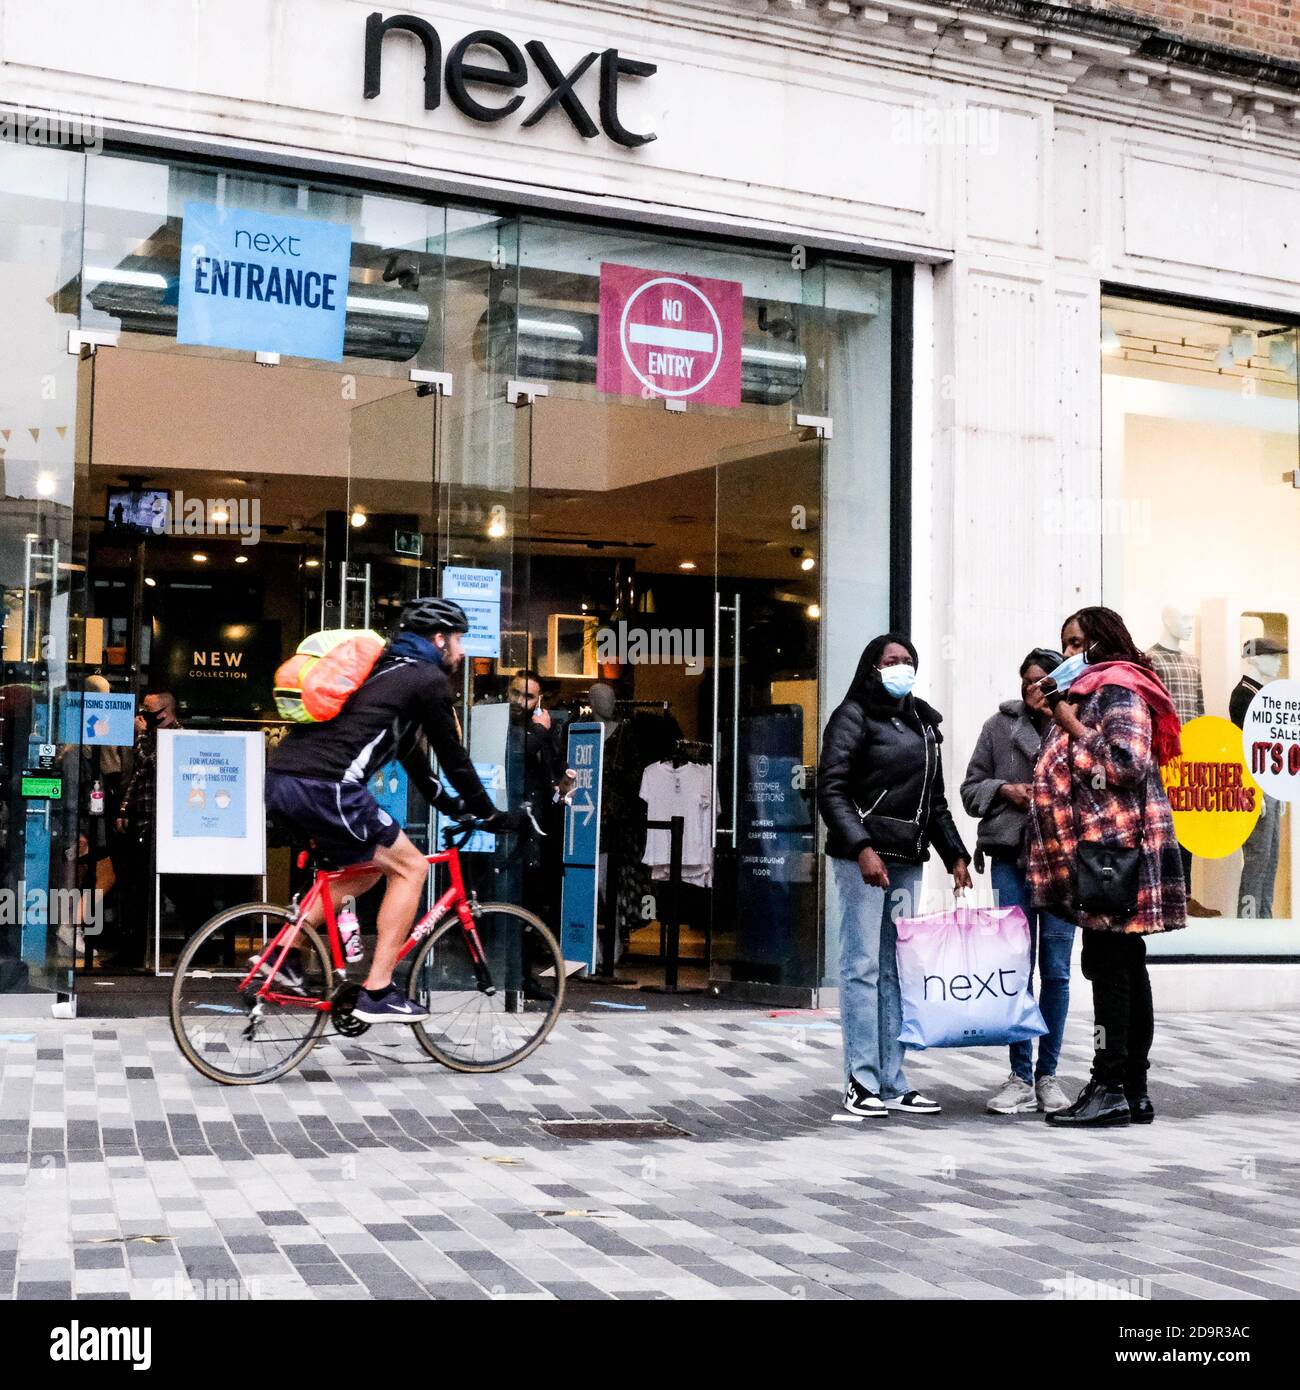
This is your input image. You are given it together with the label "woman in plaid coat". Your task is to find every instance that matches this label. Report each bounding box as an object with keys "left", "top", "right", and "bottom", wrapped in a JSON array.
[{"left": 1027, "top": 607, "right": 1186, "bottom": 1129}]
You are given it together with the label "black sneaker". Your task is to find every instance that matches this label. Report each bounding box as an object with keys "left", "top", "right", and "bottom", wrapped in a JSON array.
[
  {"left": 1046, "top": 1078, "right": 1131, "bottom": 1127},
  {"left": 249, "top": 947, "right": 307, "bottom": 995},
  {"left": 350, "top": 984, "right": 430, "bottom": 1024},
  {"left": 884, "top": 1090, "right": 942, "bottom": 1115},
  {"left": 843, "top": 1077, "right": 887, "bottom": 1118}
]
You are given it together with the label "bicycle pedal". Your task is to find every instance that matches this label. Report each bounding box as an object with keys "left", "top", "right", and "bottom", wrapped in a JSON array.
[{"left": 330, "top": 983, "right": 371, "bottom": 1038}]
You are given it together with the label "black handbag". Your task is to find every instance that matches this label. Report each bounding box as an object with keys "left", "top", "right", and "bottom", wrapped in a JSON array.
[
  {"left": 1075, "top": 839, "right": 1140, "bottom": 918},
  {"left": 1068, "top": 733, "right": 1141, "bottom": 917}
]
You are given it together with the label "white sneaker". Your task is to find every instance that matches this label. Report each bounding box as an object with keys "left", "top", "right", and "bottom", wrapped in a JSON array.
[
  {"left": 1036, "top": 1075, "right": 1070, "bottom": 1114},
  {"left": 843, "top": 1077, "right": 887, "bottom": 1118},
  {"left": 884, "top": 1091, "right": 941, "bottom": 1114},
  {"left": 987, "top": 1072, "right": 1037, "bottom": 1115}
]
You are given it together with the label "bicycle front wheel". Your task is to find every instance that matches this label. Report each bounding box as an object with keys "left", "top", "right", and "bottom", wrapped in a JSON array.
[
  {"left": 170, "top": 904, "right": 332, "bottom": 1085},
  {"left": 408, "top": 903, "right": 565, "bottom": 1072}
]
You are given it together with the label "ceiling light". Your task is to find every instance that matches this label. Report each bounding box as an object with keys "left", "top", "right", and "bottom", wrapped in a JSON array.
[
  {"left": 191, "top": 552, "right": 208, "bottom": 563},
  {"left": 144, "top": 576, "right": 156, "bottom": 587},
  {"left": 679, "top": 560, "right": 697, "bottom": 571},
  {"left": 800, "top": 556, "right": 815, "bottom": 572},
  {"left": 210, "top": 506, "right": 229, "bottom": 524},
  {"left": 806, "top": 603, "right": 821, "bottom": 620},
  {"left": 235, "top": 554, "right": 248, "bottom": 564},
  {"left": 1100, "top": 322, "right": 1121, "bottom": 355},
  {"left": 1268, "top": 338, "right": 1297, "bottom": 371},
  {"left": 350, "top": 508, "right": 367, "bottom": 528},
  {"left": 304, "top": 558, "right": 320, "bottom": 569},
  {"left": 84, "top": 266, "right": 169, "bottom": 290},
  {"left": 35, "top": 473, "right": 56, "bottom": 497},
  {"left": 486, "top": 517, "right": 507, "bottom": 539},
  {"left": 1230, "top": 330, "right": 1255, "bottom": 365}
]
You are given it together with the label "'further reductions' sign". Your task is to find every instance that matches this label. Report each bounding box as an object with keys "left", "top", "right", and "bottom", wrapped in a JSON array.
[
  {"left": 596, "top": 263, "right": 743, "bottom": 406},
  {"left": 178, "top": 203, "right": 352, "bottom": 362},
  {"left": 1161, "top": 716, "right": 1262, "bottom": 858}
]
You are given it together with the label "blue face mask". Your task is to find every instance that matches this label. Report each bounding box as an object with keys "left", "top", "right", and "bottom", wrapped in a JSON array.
[
  {"left": 1045, "top": 650, "right": 1087, "bottom": 692},
  {"left": 879, "top": 663, "right": 916, "bottom": 698}
]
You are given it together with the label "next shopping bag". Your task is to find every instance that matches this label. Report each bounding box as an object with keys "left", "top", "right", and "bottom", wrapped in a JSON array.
[{"left": 895, "top": 905, "right": 1047, "bottom": 1050}]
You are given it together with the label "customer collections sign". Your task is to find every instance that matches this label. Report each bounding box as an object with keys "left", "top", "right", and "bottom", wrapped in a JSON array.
[
  {"left": 178, "top": 203, "right": 352, "bottom": 362},
  {"left": 597, "top": 263, "right": 742, "bottom": 406}
]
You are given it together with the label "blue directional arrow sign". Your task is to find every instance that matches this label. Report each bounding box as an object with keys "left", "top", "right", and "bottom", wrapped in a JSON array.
[{"left": 559, "top": 721, "right": 605, "bottom": 971}]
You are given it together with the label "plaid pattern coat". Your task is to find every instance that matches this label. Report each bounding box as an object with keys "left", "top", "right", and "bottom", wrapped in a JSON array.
[{"left": 1027, "top": 684, "right": 1187, "bottom": 936}]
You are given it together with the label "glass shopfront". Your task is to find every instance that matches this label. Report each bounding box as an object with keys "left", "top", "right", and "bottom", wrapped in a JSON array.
[
  {"left": 1101, "top": 292, "right": 1300, "bottom": 958},
  {"left": 0, "top": 140, "right": 897, "bottom": 1003}
]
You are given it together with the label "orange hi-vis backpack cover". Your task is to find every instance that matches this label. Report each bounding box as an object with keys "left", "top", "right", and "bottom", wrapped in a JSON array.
[{"left": 274, "top": 629, "right": 385, "bottom": 724}]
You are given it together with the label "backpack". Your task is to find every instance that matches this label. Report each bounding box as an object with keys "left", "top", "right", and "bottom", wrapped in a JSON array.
[{"left": 274, "top": 629, "right": 385, "bottom": 724}]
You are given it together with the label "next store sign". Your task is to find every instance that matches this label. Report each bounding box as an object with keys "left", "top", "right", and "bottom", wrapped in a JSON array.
[{"left": 178, "top": 202, "right": 352, "bottom": 362}]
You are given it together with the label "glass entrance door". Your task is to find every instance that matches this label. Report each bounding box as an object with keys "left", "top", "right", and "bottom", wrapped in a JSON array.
[
  {"left": 712, "top": 429, "right": 824, "bottom": 997},
  {"left": 513, "top": 384, "right": 817, "bottom": 992}
]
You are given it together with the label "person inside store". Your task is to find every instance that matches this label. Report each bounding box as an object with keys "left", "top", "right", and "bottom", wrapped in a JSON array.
[
  {"left": 962, "top": 647, "right": 1076, "bottom": 1117},
  {"left": 509, "top": 667, "right": 574, "bottom": 927},
  {"left": 817, "top": 633, "right": 972, "bottom": 1120},
  {"left": 114, "top": 690, "right": 182, "bottom": 968},
  {"left": 1027, "top": 606, "right": 1186, "bottom": 1128}
]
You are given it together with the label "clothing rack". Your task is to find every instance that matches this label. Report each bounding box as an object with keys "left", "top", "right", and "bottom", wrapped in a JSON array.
[
  {"left": 615, "top": 699, "right": 671, "bottom": 713},
  {"left": 670, "top": 738, "right": 711, "bottom": 766}
]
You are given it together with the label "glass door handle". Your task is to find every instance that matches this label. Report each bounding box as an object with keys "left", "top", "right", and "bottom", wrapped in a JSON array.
[{"left": 712, "top": 592, "right": 741, "bottom": 843}]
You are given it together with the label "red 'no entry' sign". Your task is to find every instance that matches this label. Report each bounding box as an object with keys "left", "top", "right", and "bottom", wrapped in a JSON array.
[{"left": 596, "top": 262, "right": 743, "bottom": 407}]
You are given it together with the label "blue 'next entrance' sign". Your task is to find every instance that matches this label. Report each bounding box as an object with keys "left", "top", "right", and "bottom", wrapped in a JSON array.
[{"left": 178, "top": 202, "right": 352, "bottom": 362}]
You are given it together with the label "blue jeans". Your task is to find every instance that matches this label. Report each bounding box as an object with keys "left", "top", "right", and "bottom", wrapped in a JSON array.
[
  {"left": 833, "top": 857, "right": 923, "bottom": 1100},
  {"left": 990, "top": 859, "right": 1075, "bottom": 1084}
]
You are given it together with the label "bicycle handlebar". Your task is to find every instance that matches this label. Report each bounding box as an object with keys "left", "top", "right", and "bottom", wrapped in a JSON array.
[{"left": 441, "top": 802, "right": 545, "bottom": 850}]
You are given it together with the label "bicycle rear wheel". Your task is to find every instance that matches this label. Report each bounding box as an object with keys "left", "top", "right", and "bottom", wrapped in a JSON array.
[
  {"left": 170, "top": 904, "right": 332, "bottom": 1085},
  {"left": 408, "top": 902, "right": 565, "bottom": 1072}
]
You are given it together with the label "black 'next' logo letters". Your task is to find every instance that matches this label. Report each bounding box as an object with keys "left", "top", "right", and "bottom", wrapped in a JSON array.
[{"left": 362, "top": 12, "right": 657, "bottom": 148}]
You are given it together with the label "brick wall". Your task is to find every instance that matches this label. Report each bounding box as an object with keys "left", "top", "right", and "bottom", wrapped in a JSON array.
[{"left": 1073, "top": 1, "right": 1300, "bottom": 63}]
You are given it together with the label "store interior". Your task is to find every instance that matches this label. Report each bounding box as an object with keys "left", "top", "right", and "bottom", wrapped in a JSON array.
[{"left": 71, "top": 336, "right": 822, "bottom": 991}]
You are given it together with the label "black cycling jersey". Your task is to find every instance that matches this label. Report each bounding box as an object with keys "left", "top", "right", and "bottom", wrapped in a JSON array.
[{"left": 269, "top": 649, "right": 495, "bottom": 820}]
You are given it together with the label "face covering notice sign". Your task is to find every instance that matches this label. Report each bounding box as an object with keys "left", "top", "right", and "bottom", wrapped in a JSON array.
[{"left": 178, "top": 202, "right": 352, "bottom": 362}]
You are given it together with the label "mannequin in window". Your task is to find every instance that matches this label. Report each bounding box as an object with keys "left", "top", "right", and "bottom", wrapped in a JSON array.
[
  {"left": 1146, "top": 606, "right": 1205, "bottom": 725},
  {"left": 1231, "top": 637, "right": 1287, "bottom": 919},
  {"left": 1147, "top": 606, "right": 1207, "bottom": 907}
]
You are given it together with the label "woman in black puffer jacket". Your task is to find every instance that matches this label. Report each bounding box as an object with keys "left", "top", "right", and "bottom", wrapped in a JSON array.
[{"left": 817, "top": 633, "right": 971, "bottom": 1120}]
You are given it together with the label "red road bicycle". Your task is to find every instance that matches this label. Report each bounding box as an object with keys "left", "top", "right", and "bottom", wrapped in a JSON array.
[{"left": 169, "top": 820, "right": 566, "bottom": 1085}]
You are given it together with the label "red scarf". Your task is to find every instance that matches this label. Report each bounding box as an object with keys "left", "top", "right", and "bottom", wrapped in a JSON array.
[{"left": 1070, "top": 660, "right": 1182, "bottom": 765}]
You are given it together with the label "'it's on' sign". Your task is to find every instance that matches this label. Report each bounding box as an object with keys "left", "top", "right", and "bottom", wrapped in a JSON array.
[{"left": 596, "top": 262, "right": 743, "bottom": 407}]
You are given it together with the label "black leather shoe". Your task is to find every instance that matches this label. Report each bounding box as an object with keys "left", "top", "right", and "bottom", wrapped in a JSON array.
[
  {"left": 1126, "top": 1092, "right": 1155, "bottom": 1124},
  {"left": 1046, "top": 1078, "right": 1132, "bottom": 1127}
]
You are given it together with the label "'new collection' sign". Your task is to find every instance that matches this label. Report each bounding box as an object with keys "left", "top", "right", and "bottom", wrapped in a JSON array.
[{"left": 177, "top": 202, "right": 353, "bottom": 362}]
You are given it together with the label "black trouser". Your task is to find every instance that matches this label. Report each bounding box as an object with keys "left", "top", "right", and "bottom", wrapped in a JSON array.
[{"left": 1080, "top": 929, "right": 1153, "bottom": 1091}]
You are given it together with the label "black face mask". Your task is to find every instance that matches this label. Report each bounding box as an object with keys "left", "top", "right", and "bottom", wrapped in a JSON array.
[{"left": 146, "top": 708, "right": 166, "bottom": 726}]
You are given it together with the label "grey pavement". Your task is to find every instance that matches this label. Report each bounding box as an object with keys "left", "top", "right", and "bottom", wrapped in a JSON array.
[{"left": 1, "top": 1000, "right": 1298, "bottom": 1301}]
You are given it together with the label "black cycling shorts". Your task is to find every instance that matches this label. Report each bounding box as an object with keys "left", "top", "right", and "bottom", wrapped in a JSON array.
[{"left": 265, "top": 771, "right": 402, "bottom": 865}]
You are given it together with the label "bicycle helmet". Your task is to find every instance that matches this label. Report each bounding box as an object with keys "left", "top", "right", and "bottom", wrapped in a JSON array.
[{"left": 397, "top": 595, "right": 470, "bottom": 636}]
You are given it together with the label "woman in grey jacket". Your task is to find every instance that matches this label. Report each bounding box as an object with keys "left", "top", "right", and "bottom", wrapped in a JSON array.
[{"left": 960, "top": 648, "right": 1075, "bottom": 1116}]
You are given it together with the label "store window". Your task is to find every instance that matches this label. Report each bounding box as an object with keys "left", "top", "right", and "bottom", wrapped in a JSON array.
[
  {"left": 1101, "top": 293, "right": 1300, "bottom": 956},
  {"left": 0, "top": 135, "right": 897, "bottom": 1002},
  {"left": 0, "top": 140, "right": 86, "bottom": 998}
]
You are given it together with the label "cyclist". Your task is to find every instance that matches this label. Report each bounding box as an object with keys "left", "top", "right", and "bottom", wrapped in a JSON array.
[{"left": 264, "top": 596, "right": 521, "bottom": 1023}]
